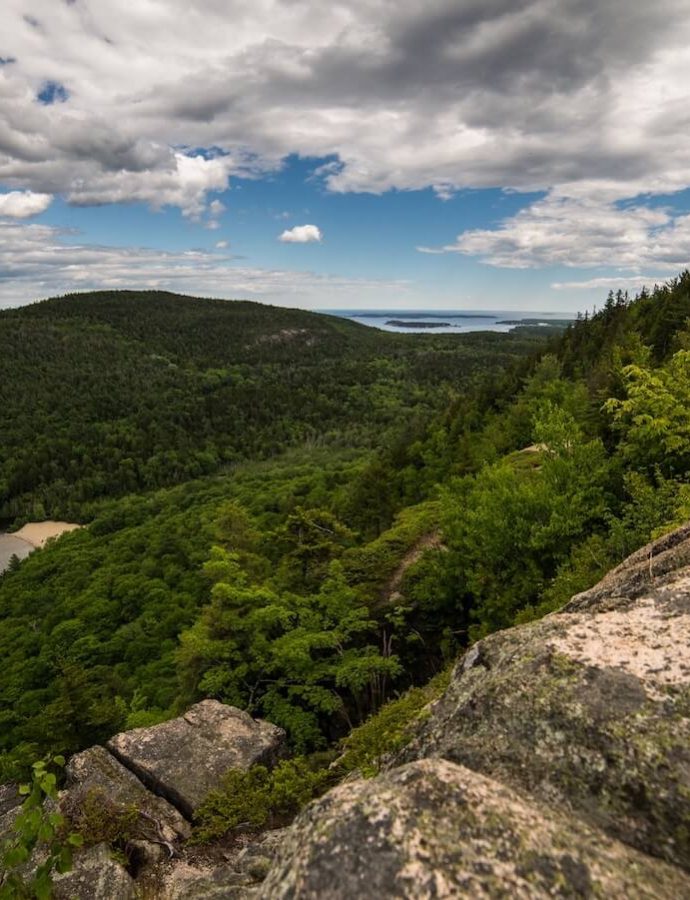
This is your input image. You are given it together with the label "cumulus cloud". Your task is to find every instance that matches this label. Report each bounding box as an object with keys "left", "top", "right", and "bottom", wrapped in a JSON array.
[
  {"left": 0, "top": 221, "right": 405, "bottom": 309},
  {"left": 2, "top": 0, "right": 690, "bottom": 207},
  {"left": 279, "top": 224, "right": 322, "bottom": 243},
  {"left": 3, "top": 0, "right": 690, "bottom": 280},
  {"left": 0, "top": 190, "right": 51, "bottom": 217},
  {"left": 421, "top": 193, "right": 690, "bottom": 273}
]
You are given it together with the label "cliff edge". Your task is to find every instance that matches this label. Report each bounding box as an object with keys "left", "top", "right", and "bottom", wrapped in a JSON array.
[
  {"left": 5, "top": 525, "right": 690, "bottom": 898},
  {"left": 262, "top": 523, "right": 690, "bottom": 898}
]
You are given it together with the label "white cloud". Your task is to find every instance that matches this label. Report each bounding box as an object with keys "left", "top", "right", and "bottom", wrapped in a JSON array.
[
  {"left": 2, "top": 0, "right": 690, "bottom": 283},
  {"left": 421, "top": 193, "right": 690, "bottom": 273},
  {"left": 215, "top": 239, "right": 229, "bottom": 249},
  {"left": 551, "top": 275, "right": 669, "bottom": 291},
  {"left": 279, "top": 224, "right": 322, "bottom": 243},
  {"left": 0, "top": 221, "right": 404, "bottom": 309},
  {"left": 0, "top": 190, "right": 52, "bottom": 218},
  {"left": 1, "top": 0, "right": 690, "bottom": 210}
]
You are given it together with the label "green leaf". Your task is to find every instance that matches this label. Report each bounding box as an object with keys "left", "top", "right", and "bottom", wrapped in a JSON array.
[
  {"left": 56, "top": 846, "right": 73, "bottom": 873},
  {"left": 3, "top": 845, "right": 30, "bottom": 867}
]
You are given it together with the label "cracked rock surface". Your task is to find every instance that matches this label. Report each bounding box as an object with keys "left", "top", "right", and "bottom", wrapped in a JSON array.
[{"left": 106, "top": 700, "right": 286, "bottom": 818}]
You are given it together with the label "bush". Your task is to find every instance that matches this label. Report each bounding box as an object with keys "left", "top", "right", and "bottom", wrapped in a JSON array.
[
  {"left": 193, "top": 756, "right": 333, "bottom": 843},
  {"left": 0, "top": 757, "right": 83, "bottom": 900},
  {"left": 337, "top": 668, "right": 451, "bottom": 777},
  {"left": 61, "top": 789, "right": 139, "bottom": 849}
]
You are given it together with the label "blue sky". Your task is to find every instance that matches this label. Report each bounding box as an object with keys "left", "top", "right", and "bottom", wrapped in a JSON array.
[{"left": 1, "top": 2, "right": 690, "bottom": 311}]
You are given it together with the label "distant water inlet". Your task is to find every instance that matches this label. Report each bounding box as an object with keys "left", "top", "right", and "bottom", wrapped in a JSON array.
[
  {"left": 0, "top": 534, "right": 34, "bottom": 572},
  {"left": 324, "top": 310, "right": 576, "bottom": 334},
  {"left": 0, "top": 521, "right": 82, "bottom": 573}
]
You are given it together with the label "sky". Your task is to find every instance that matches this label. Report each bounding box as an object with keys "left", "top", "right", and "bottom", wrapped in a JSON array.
[{"left": 1, "top": 1, "right": 690, "bottom": 312}]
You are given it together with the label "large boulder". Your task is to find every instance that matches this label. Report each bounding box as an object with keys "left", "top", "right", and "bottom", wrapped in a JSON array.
[
  {"left": 63, "top": 745, "right": 190, "bottom": 844},
  {"left": 107, "top": 701, "right": 285, "bottom": 817},
  {"left": 396, "top": 525, "right": 690, "bottom": 870},
  {"left": 261, "top": 759, "right": 690, "bottom": 899}
]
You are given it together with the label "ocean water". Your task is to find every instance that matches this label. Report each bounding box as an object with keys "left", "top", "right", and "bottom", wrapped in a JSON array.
[
  {"left": 0, "top": 534, "right": 34, "bottom": 573},
  {"left": 323, "top": 310, "right": 575, "bottom": 335}
]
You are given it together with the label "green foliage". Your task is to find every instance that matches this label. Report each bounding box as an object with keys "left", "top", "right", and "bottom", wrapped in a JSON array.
[
  {"left": 193, "top": 757, "right": 332, "bottom": 843},
  {"left": 0, "top": 291, "right": 541, "bottom": 522},
  {"left": 276, "top": 506, "right": 356, "bottom": 591},
  {"left": 337, "top": 669, "right": 451, "bottom": 777},
  {"left": 178, "top": 553, "right": 401, "bottom": 749},
  {"left": 7, "top": 276, "right": 690, "bottom": 788},
  {"left": 342, "top": 501, "right": 440, "bottom": 599},
  {"left": 61, "top": 789, "right": 138, "bottom": 850},
  {"left": 0, "top": 757, "right": 83, "bottom": 900},
  {"left": 606, "top": 349, "right": 690, "bottom": 475},
  {"left": 442, "top": 414, "right": 609, "bottom": 635}
]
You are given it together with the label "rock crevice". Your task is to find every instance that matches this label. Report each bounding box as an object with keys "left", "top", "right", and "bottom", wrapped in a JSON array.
[{"left": 106, "top": 700, "right": 285, "bottom": 820}]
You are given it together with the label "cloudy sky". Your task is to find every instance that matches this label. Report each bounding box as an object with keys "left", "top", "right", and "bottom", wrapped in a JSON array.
[{"left": 1, "top": 0, "right": 689, "bottom": 311}]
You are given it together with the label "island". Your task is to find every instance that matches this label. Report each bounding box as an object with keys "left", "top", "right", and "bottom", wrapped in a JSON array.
[{"left": 386, "top": 320, "right": 451, "bottom": 328}]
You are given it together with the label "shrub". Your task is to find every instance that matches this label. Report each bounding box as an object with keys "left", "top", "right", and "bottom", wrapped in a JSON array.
[
  {"left": 337, "top": 668, "right": 451, "bottom": 777},
  {"left": 193, "top": 756, "right": 333, "bottom": 844},
  {"left": 0, "top": 757, "right": 83, "bottom": 900}
]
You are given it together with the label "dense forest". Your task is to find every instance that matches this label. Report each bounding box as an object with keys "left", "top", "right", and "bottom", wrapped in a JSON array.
[
  {"left": 2, "top": 275, "right": 690, "bottom": 790},
  {"left": 0, "top": 291, "right": 546, "bottom": 523}
]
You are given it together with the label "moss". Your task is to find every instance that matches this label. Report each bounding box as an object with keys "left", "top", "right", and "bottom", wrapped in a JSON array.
[
  {"left": 338, "top": 668, "right": 452, "bottom": 777},
  {"left": 63, "top": 788, "right": 139, "bottom": 848},
  {"left": 192, "top": 756, "right": 334, "bottom": 844}
]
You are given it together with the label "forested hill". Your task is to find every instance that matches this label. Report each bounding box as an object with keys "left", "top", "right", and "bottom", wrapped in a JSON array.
[
  {"left": 0, "top": 291, "right": 546, "bottom": 522},
  {"left": 3, "top": 275, "right": 690, "bottom": 795},
  {"left": 8, "top": 290, "right": 368, "bottom": 366}
]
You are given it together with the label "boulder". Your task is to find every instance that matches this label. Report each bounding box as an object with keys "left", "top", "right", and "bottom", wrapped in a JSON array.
[
  {"left": 261, "top": 759, "right": 690, "bottom": 899},
  {"left": 396, "top": 525, "right": 690, "bottom": 869},
  {"left": 107, "top": 701, "right": 285, "bottom": 817},
  {"left": 64, "top": 745, "right": 190, "bottom": 844},
  {"left": 52, "top": 843, "right": 136, "bottom": 900}
]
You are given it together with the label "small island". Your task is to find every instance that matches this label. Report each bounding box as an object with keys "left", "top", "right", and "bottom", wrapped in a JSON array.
[{"left": 386, "top": 320, "right": 451, "bottom": 328}]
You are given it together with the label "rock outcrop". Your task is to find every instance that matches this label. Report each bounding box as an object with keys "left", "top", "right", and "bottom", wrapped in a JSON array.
[
  {"left": 64, "top": 745, "right": 190, "bottom": 844},
  {"left": 52, "top": 843, "right": 137, "bottom": 900},
  {"left": 261, "top": 524, "right": 690, "bottom": 897},
  {"left": 262, "top": 759, "right": 690, "bottom": 899},
  {"left": 1, "top": 703, "right": 285, "bottom": 899},
  {"left": 6, "top": 527, "right": 690, "bottom": 898},
  {"left": 106, "top": 700, "right": 285, "bottom": 818}
]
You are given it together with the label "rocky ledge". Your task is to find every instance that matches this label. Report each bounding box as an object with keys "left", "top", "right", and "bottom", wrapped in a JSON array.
[
  {"left": 263, "top": 523, "right": 690, "bottom": 898},
  {"left": 107, "top": 700, "right": 285, "bottom": 819},
  {"left": 4, "top": 526, "right": 690, "bottom": 898}
]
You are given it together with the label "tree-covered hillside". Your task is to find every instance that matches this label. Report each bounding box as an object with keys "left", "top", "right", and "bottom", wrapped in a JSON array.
[
  {"left": 4, "top": 276, "right": 690, "bottom": 787},
  {"left": 0, "top": 291, "right": 545, "bottom": 522}
]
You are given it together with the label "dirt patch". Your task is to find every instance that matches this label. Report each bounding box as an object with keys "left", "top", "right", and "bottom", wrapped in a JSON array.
[{"left": 384, "top": 532, "right": 446, "bottom": 602}]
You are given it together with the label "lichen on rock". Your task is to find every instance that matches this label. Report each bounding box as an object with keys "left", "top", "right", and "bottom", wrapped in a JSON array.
[
  {"left": 396, "top": 526, "right": 690, "bottom": 871},
  {"left": 261, "top": 759, "right": 690, "bottom": 899},
  {"left": 106, "top": 700, "right": 286, "bottom": 818}
]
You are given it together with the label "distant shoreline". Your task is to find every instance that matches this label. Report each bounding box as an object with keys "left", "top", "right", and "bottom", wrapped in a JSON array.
[
  {"left": 386, "top": 320, "right": 451, "bottom": 328},
  {"left": 0, "top": 521, "right": 82, "bottom": 574}
]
